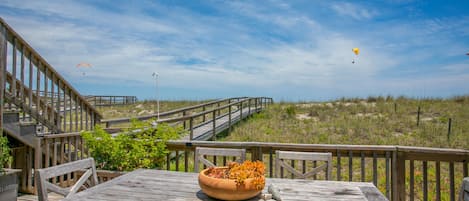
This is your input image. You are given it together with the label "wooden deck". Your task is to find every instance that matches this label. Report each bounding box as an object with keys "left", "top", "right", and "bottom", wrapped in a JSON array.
[
  {"left": 62, "top": 169, "right": 388, "bottom": 201},
  {"left": 18, "top": 192, "right": 63, "bottom": 201}
]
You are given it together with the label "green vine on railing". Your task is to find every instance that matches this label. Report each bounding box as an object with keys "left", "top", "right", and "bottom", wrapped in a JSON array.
[{"left": 81, "top": 119, "right": 185, "bottom": 171}]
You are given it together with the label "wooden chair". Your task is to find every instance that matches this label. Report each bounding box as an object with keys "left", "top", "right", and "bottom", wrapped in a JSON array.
[
  {"left": 459, "top": 177, "right": 469, "bottom": 201},
  {"left": 35, "top": 158, "right": 98, "bottom": 201},
  {"left": 275, "top": 150, "right": 332, "bottom": 180},
  {"left": 194, "top": 147, "right": 246, "bottom": 172}
]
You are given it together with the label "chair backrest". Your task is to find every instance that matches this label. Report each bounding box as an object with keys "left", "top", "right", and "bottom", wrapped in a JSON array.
[
  {"left": 275, "top": 150, "right": 332, "bottom": 180},
  {"left": 35, "top": 158, "right": 98, "bottom": 201},
  {"left": 194, "top": 147, "right": 246, "bottom": 172},
  {"left": 459, "top": 177, "right": 469, "bottom": 201}
]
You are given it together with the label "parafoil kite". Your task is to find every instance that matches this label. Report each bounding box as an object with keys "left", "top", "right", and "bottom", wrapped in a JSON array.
[
  {"left": 76, "top": 62, "right": 92, "bottom": 76},
  {"left": 352, "top": 48, "right": 359, "bottom": 64}
]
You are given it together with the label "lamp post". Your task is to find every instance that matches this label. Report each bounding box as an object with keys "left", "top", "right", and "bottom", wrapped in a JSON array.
[{"left": 152, "top": 72, "right": 159, "bottom": 121}]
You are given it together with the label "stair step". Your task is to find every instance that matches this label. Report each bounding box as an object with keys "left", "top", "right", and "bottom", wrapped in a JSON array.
[
  {"left": 2, "top": 111, "right": 20, "bottom": 124},
  {"left": 19, "top": 122, "right": 37, "bottom": 136}
]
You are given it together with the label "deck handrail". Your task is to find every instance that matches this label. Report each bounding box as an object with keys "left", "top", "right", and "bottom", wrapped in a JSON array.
[
  {"left": 29, "top": 135, "right": 469, "bottom": 201},
  {"left": 1, "top": 17, "right": 102, "bottom": 133}
]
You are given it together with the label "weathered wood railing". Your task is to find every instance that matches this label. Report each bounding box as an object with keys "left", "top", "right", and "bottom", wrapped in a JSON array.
[
  {"left": 102, "top": 97, "right": 242, "bottom": 127},
  {"left": 25, "top": 134, "right": 469, "bottom": 201},
  {"left": 0, "top": 17, "right": 102, "bottom": 134},
  {"left": 163, "top": 141, "right": 469, "bottom": 201},
  {"left": 153, "top": 97, "right": 273, "bottom": 140},
  {"left": 84, "top": 95, "right": 137, "bottom": 106},
  {"left": 102, "top": 97, "right": 273, "bottom": 131}
]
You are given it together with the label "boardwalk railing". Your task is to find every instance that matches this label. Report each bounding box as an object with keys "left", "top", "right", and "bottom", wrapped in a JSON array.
[
  {"left": 84, "top": 95, "right": 137, "bottom": 106},
  {"left": 0, "top": 17, "right": 102, "bottom": 134},
  {"left": 102, "top": 97, "right": 274, "bottom": 140},
  {"left": 27, "top": 135, "right": 469, "bottom": 201}
]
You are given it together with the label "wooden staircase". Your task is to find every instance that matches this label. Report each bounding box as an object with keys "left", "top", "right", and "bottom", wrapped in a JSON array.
[{"left": 1, "top": 17, "right": 102, "bottom": 193}]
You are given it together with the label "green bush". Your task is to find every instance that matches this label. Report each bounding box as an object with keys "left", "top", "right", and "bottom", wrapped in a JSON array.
[
  {"left": 0, "top": 135, "right": 12, "bottom": 172},
  {"left": 81, "top": 119, "right": 184, "bottom": 171}
]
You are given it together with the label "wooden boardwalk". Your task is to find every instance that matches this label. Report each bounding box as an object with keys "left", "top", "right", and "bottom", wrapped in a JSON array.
[
  {"left": 103, "top": 97, "right": 273, "bottom": 141},
  {"left": 181, "top": 106, "right": 261, "bottom": 141}
]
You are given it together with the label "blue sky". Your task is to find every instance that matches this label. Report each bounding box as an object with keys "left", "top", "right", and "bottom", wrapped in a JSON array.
[{"left": 1, "top": 0, "right": 468, "bottom": 101}]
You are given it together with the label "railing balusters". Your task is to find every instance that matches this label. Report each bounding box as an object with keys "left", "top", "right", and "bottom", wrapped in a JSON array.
[
  {"left": 20, "top": 45, "right": 25, "bottom": 120},
  {"left": 36, "top": 63, "right": 40, "bottom": 117},
  {"left": 361, "top": 152, "right": 365, "bottom": 182},
  {"left": 410, "top": 160, "right": 414, "bottom": 201},
  {"left": 436, "top": 161, "right": 441, "bottom": 201},
  {"left": 69, "top": 89, "right": 73, "bottom": 132},
  {"left": 75, "top": 95, "right": 79, "bottom": 131},
  {"left": 28, "top": 52, "right": 33, "bottom": 121},
  {"left": 464, "top": 161, "right": 468, "bottom": 177},
  {"left": 50, "top": 74, "right": 55, "bottom": 129},
  {"left": 337, "top": 150, "right": 341, "bottom": 181},
  {"left": 450, "top": 162, "right": 455, "bottom": 201},
  {"left": 43, "top": 68, "right": 48, "bottom": 126},
  {"left": 385, "top": 151, "right": 390, "bottom": 199},
  {"left": 166, "top": 153, "right": 170, "bottom": 170},
  {"left": 175, "top": 150, "right": 180, "bottom": 171},
  {"left": 423, "top": 161, "right": 428, "bottom": 201},
  {"left": 373, "top": 152, "right": 377, "bottom": 186},
  {"left": 348, "top": 151, "right": 353, "bottom": 181},
  {"left": 269, "top": 148, "right": 273, "bottom": 178},
  {"left": 291, "top": 159, "right": 295, "bottom": 179},
  {"left": 11, "top": 38, "right": 16, "bottom": 99},
  {"left": 184, "top": 150, "right": 188, "bottom": 172}
]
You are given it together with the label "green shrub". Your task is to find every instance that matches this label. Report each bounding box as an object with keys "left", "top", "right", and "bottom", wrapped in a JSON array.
[
  {"left": 0, "top": 135, "right": 12, "bottom": 172},
  {"left": 285, "top": 105, "right": 296, "bottom": 118},
  {"left": 81, "top": 119, "right": 184, "bottom": 171}
]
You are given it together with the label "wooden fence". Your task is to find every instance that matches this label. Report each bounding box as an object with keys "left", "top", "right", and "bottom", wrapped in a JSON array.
[{"left": 84, "top": 95, "right": 137, "bottom": 106}]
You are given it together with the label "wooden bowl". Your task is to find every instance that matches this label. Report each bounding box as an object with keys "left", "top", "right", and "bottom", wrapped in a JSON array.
[{"left": 198, "top": 167, "right": 263, "bottom": 200}]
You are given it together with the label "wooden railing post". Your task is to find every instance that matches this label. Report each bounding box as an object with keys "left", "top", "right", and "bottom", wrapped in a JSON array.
[
  {"left": 239, "top": 102, "right": 243, "bottom": 119},
  {"left": 228, "top": 104, "right": 232, "bottom": 133},
  {"left": 251, "top": 146, "right": 263, "bottom": 161},
  {"left": 212, "top": 110, "right": 216, "bottom": 141},
  {"left": 34, "top": 137, "right": 43, "bottom": 193},
  {"left": 248, "top": 98, "right": 251, "bottom": 115},
  {"left": 0, "top": 23, "right": 6, "bottom": 133},
  {"left": 183, "top": 111, "right": 187, "bottom": 129},
  {"left": 255, "top": 98, "right": 258, "bottom": 111},
  {"left": 189, "top": 117, "right": 193, "bottom": 140},
  {"left": 202, "top": 106, "right": 206, "bottom": 122},
  {"left": 392, "top": 149, "right": 406, "bottom": 201}
]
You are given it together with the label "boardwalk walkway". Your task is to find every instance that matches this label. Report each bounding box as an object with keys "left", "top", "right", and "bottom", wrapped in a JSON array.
[
  {"left": 181, "top": 106, "right": 261, "bottom": 140},
  {"left": 103, "top": 97, "right": 273, "bottom": 141}
]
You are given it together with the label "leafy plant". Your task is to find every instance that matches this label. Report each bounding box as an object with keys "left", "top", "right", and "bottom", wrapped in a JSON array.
[
  {"left": 205, "top": 160, "right": 265, "bottom": 190},
  {"left": 0, "top": 135, "right": 12, "bottom": 172},
  {"left": 81, "top": 119, "right": 184, "bottom": 171}
]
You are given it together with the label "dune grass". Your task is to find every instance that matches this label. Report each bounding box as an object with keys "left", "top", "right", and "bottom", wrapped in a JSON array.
[{"left": 222, "top": 96, "right": 469, "bottom": 150}]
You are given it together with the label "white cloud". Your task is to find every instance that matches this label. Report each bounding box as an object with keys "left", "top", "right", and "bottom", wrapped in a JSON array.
[{"left": 330, "top": 2, "right": 378, "bottom": 20}]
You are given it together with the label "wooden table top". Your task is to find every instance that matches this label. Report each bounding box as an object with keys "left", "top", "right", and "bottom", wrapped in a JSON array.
[{"left": 63, "top": 169, "right": 388, "bottom": 201}]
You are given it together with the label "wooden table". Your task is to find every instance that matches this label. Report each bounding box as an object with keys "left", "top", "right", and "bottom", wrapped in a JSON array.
[{"left": 63, "top": 169, "right": 388, "bottom": 201}]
